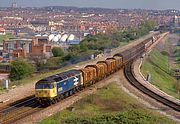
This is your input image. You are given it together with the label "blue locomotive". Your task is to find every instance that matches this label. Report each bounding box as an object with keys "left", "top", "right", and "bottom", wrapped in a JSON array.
[{"left": 35, "top": 70, "right": 82, "bottom": 104}]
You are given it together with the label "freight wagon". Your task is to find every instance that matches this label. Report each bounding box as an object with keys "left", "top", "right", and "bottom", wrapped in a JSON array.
[
  {"left": 97, "top": 61, "right": 112, "bottom": 75},
  {"left": 86, "top": 64, "right": 105, "bottom": 81},
  {"left": 80, "top": 67, "right": 97, "bottom": 86}
]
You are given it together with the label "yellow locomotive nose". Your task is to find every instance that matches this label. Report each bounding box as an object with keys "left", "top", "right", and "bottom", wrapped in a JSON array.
[
  {"left": 35, "top": 82, "right": 57, "bottom": 98},
  {"left": 35, "top": 89, "right": 56, "bottom": 98}
]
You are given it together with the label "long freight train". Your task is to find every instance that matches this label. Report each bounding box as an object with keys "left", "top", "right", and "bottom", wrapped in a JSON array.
[{"left": 35, "top": 33, "right": 162, "bottom": 105}]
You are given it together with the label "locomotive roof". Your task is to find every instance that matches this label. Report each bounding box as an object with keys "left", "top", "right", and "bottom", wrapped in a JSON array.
[{"left": 37, "top": 69, "right": 81, "bottom": 83}]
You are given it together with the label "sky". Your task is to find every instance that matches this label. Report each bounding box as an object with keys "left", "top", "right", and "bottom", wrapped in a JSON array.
[{"left": 0, "top": 0, "right": 180, "bottom": 10}]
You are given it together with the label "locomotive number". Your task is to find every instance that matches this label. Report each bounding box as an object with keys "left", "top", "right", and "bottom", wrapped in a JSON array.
[{"left": 58, "top": 87, "right": 63, "bottom": 92}]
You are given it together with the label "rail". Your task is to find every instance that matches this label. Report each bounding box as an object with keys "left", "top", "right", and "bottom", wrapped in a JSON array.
[
  {"left": 124, "top": 61, "right": 180, "bottom": 112},
  {"left": 0, "top": 96, "right": 41, "bottom": 124}
]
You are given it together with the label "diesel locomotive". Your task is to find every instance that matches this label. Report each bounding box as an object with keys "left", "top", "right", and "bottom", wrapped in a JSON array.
[{"left": 35, "top": 33, "right": 161, "bottom": 105}]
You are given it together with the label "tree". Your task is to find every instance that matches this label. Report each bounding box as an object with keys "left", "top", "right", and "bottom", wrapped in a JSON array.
[
  {"left": 10, "top": 59, "right": 34, "bottom": 81},
  {"left": 52, "top": 47, "right": 64, "bottom": 57},
  {"left": 29, "top": 55, "right": 47, "bottom": 71},
  {"left": 68, "top": 45, "right": 81, "bottom": 52}
]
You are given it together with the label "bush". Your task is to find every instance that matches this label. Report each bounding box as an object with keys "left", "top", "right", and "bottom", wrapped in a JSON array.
[
  {"left": 161, "top": 51, "right": 169, "bottom": 56},
  {"left": 52, "top": 47, "right": 64, "bottom": 57},
  {"left": 62, "top": 109, "right": 172, "bottom": 124},
  {"left": 10, "top": 59, "right": 34, "bottom": 81}
]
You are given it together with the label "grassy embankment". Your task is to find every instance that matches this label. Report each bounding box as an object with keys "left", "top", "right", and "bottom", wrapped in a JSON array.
[
  {"left": 141, "top": 40, "right": 179, "bottom": 98},
  {"left": 174, "top": 45, "right": 180, "bottom": 68},
  {"left": 40, "top": 83, "right": 176, "bottom": 124}
]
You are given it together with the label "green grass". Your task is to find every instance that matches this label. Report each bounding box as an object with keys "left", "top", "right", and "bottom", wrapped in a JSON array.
[
  {"left": 39, "top": 83, "right": 176, "bottom": 124},
  {"left": 174, "top": 46, "right": 180, "bottom": 68},
  {"left": 0, "top": 33, "right": 15, "bottom": 42},
  {"left": 141, "top": 49, "right": 179, "bottom": 98}
]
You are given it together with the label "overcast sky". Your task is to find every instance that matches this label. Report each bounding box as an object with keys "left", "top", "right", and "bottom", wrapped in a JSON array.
[{"left": 0, "top": 0, "right": 180, "bottom": 10}]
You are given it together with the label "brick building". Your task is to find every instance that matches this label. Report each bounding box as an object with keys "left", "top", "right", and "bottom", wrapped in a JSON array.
[{"left": 3, "top": 36, "right": 54, "bottom": 60}]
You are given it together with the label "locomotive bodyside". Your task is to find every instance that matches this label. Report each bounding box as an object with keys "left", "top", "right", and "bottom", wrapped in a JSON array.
[{"left": 35, "top": 70, "right": 82, "bottom": 104}]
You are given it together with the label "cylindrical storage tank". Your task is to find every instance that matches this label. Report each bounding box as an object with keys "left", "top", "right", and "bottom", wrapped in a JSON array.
[
  {"left": 48, "top": 34, "right": 55, "bottom": 41},
  {"left": 68, "top": 34, "right": 75, "bottom": 41},
  {"left": 60, "top": 34, "right": 68, "bottom": 42},
  {"left": 3, "top": 79, "right": 9, "bottom": 89}
]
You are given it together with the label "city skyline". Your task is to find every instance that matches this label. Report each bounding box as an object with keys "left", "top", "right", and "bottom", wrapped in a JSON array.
[{"left": 0, "top": 0, "right": 180, "bottom": 10}]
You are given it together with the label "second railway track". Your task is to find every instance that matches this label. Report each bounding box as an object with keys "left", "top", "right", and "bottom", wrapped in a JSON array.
[
  {"left": 0, "top": 96, "right": 41, "bottom": 124},
  {"left": 124, "top": 61, "right": 180, "bottom": 112}
]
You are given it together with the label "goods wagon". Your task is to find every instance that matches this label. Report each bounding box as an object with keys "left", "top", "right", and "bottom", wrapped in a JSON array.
[
  {"left": 97, "top": 61, "right": 112, "bottom": 75},
  {"left": 35, "top": 70, "right": 82, "bottom": 104},
  {"left": 106, "top": 58, "right": 117, "bottom": 72},
  {"left": 86, "top": 64, "right": 105, "bottom": 81},
  {"left": 113, "top": 56, "right": 123, "bottom": 69},
  {"left": 80, "top": 66, "right": 97, "bottom": 86},
  {"left": 96, "top": 62, "right": 108, "bottom": 77}
]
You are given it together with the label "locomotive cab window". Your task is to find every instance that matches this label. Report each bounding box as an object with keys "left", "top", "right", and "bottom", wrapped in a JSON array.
[
  {"left": 35, "top": 83, "right": 54, "bottom": 89},
  {"left": 54, "top": 77, "right": 63, "bottom": 82}
]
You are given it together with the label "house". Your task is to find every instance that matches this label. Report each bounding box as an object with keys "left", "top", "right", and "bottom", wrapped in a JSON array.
[{"left": 0, "top": 28, "right": 6, "bottom": 35}]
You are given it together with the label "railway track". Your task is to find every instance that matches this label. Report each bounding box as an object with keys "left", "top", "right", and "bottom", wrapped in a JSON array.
[
  {"left": 0, "top": 96, "right": 42, "bottom": 124},
  {"left": 124, "top": 61, "right": 180, "bottom": 112}
]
